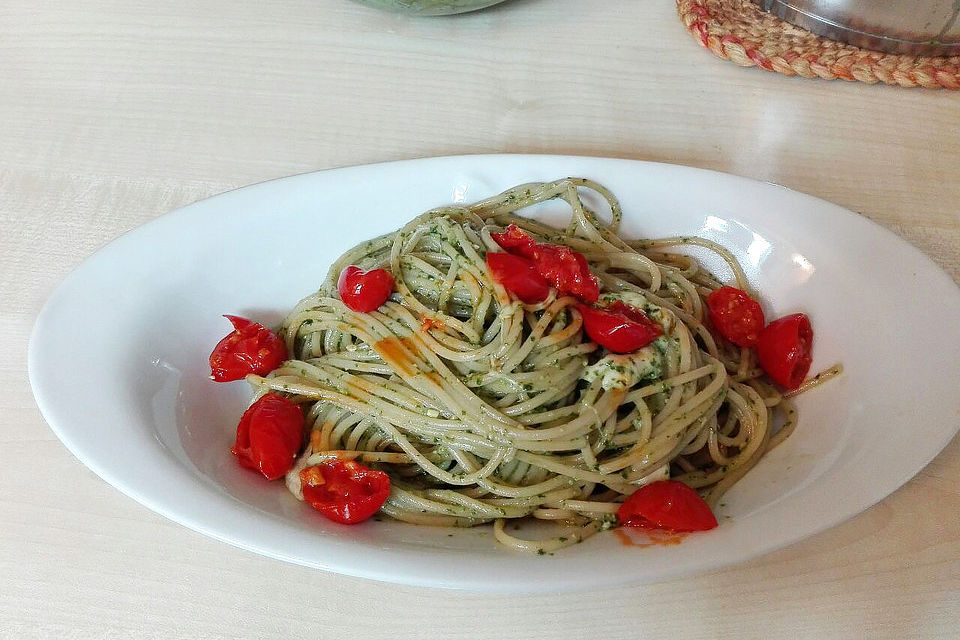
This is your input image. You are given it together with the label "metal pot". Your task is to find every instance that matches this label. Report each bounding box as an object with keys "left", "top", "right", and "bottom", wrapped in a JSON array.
[{"left": 755, "top": 1, "right": 960, "bottom": 55}]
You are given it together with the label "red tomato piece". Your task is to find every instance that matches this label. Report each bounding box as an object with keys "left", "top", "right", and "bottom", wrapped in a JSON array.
[
  {"left": 706, "top": 286, "right": 766, "bottom": 347},
  {"left": 492, "top": 224, "right": 599, "bottom": 303},
  {"left": 531, "top": 243, "right": 600, "bottom": 303},
  {"left": 300, "top": 460, "right": 391, "bottom": 525},
  {"left": 486, "top": 252, "right": 550, "bottom": 304},
  {"left": 757, "top": 313, "right": 813, "bottom": 390},
  {"left": 231, "top": 394, "right": 305, "bottom": 480},
  {"left": 617, "top": 480, "right": 718, "bottom": 532},
  {"left": 337, "top": 265, "right": 395, "bottom": 313},
  {"left": 576, "top": 301, "right": 663, "bottom": 353},
  {"left": 491, "top": 224, "right": 537, "bottom": 258},
  {"left": 209, "top": 315, "right": 287, "bottom": 382}
]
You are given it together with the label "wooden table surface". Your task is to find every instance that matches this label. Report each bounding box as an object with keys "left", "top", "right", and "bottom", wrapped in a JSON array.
[{"left": 4, "top": 1, "right": 959, "bottom": 638}]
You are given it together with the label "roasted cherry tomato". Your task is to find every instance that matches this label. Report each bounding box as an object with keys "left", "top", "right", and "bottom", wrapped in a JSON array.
[
  {"left": 617, "top": 480, "right": 718, "bottom": 532},
  {"left": 757, "top": 313, "right": 813, "bottom": 390},
  {"left": 532, "top": 243, "right": 599, "bottom": 304},
  {"left": 486, "top": 252, "right": 550, "bottom": 304},
  {"left": 491, "top": 224, "right": 538, "bottom": 257},
  {"left": 706, "top": 286, "right": 766, "bottom": 347},
  {"left": 337, "top": 265, "right": 395, "bottom": 313},
  {"left": 492, "top": 225, "right": 599, "bottom": 303},
  {"left": 300, "top": 460, "right": 391, "bottom": 524},
  {"left": 209, "top": 315, "right": 287, "bottom": 382},
  {"left": 231, "top": 393, "right": 304, "bottom": 480},
  {"left": 576, "top": 301, "right": 663, "bottom": 353}
]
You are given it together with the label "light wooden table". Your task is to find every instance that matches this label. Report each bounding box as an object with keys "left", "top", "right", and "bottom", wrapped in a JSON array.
[{"left": 4, "top": 1, "right": 959, "bottom": 638}]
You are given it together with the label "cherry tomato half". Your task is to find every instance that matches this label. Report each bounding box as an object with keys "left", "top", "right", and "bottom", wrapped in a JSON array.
[
  {"left": 300, "top": 460, "right": 391, "bottom": 524},
  {"left": 486, "top": 252, "right": 550, "bottom": 304},
  {"left": 757, "top": 313, "right": 813, "bottom": 390},
  {"left": 231, "top": 393, "right": 305, "bottom": 480},
  {"left": 209, "top": 315, "right": 287, "bottom": 382},
  {"left": 706, "top": 286, "right": 766, "bottom": 347},
  {"left": 617, "top": 480, "right": 718, "bottom": 532},
  {"left": 576, "top": 301, "right": 663, "bottom": 353},
  {"left": 337, "top": 265, "right": 395, "bottom": 313},
  {"left": 532, "top": 243, "right": 600, "bottom": 304},
  {"left": 490, "top": 224, "right": 538, "bottom": 258},
  {"left": 492, "top": 225, "right": 599, "bottom": 303}
]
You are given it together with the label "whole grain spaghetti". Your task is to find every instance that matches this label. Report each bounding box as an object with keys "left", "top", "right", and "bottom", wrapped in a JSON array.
[{"left": 244, "top": 178, "right": 836, "bottom": 553}]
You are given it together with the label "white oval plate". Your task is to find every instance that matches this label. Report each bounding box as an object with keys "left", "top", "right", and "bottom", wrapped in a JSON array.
[{"left": 29, "top": 155, "right": 960, "bottom": 592}]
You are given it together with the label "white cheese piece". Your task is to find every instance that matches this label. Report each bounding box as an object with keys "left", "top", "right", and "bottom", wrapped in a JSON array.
[{"left": 581, "top": 343, "right": 664, "bottom": 390}]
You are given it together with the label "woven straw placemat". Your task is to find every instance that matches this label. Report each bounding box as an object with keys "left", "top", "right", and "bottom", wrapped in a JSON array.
[{"left": 677, "top": 0, "right": 960, "bottom": 89}]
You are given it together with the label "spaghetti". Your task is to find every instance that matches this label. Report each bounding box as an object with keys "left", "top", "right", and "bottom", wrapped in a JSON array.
[{"left": 244, "top": 178, "right": 832, "bottom": 553}]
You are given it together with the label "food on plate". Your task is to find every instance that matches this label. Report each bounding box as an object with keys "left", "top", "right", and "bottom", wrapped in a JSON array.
[
  {"left": 209, "top": 315, "right": 287, "bottom": 382},
  {"left": 300, "top": 460, "right": 392, "bottom": 524},
  {"left": 230, "top": 393, "right": 304, "bottom": 480},
  {"left": 210, "top": 178, "right": 839, "bottom": 554}
]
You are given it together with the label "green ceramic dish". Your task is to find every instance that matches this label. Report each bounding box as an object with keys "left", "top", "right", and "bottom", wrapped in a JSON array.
[{"left": 351, "top": 0, "right": 509, "bottom": 16}]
